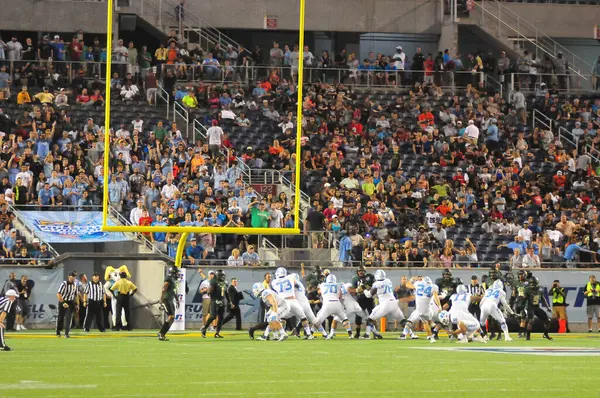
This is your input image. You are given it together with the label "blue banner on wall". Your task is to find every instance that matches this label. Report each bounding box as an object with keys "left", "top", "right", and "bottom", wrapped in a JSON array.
[{"left": 19, "top": 211, "right": 128, "bottom": 243}]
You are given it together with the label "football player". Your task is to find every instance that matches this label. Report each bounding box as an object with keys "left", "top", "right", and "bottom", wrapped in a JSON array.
[
  {"left": 435, "top": 269, "right": 460, "bottom": 307},
  {"left": 329, "top": 281, "right": 366, "bottom": 338},
  {"left": 157, "top": 266, "right": 180, "bottom": 341},
  {"left": 404, "top": 276, "right": 441, "bottom": 343},
  {"left": 201, "top": 270, "right": 227, "bottom": 339},
  {"left": 271, "top": 267, "right": 314, "bottom": 340},
  {"left": 312, "top": 274, "right": 353, "bottom": 339},
  {"left": 511, "top": 270, "right": 529, "bottom": 338},
  {"left": 252, "top": 283, "right": 288, "bottom": 342},
  {"left": 362, "top": 270, "right": 405, "bottom": 339},
  {"left": 290, "top": 272, "right": 327, "bottom": 338},
  {"left": 448, "top": 284, "right": 481, "bottom": 320},
  {"left": 479, "top": 280, "right": 515, "bottom": 341},
  {"left": 438, "top": 310, "right": 486, "bottom": 343},
  {"left": 524, "top": 276, "right": 553, "bottom": 341},
  {"left": 348, "top": 265, "right": 377, "bottom": 339}
]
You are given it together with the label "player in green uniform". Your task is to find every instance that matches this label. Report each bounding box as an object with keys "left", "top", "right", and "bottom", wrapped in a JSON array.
[
  {"left": 524, "top": 276, "right": 553, "bottom": 341},
  {"left": 511, "top": 270, "right": 529, "bottom": 338},
  {"left": 201, "top": 270, "right": 227, "bottom": 339},
  {"left": 348, "top": 265, "right": 380, "bottom": 339},
  {"left": 157, "top": 266, "right": 180, "bottom": 341},
  {"left": 435, "top": 269, "right": 461, "bottom": 306}
]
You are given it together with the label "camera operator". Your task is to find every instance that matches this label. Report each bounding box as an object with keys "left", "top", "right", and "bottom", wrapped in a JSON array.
[
  {"left": 584, "top": 275, "right": 600, "bottom": 333},
  {"left": 550, "top": 279, "right": 569, "bottom": 333}
]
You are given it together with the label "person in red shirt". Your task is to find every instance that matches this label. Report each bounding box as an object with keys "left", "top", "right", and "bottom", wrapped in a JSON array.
[
  {"left": 69, "top": 37, "right": 83, "bottom": 64},
  {"left": 323, "top": 201, "right": 337, "bottom": 220},
  {"left": 436, "top": 200, "right": 452, "bottom": 216},
  {"left": 553, "top": 171, "right": 566, "bottom": 189},
  {"left": 452, "top": 168, "right": 466, "bottom": 186},
  {"left": 418, "top": 106, "right": 434, "bottom": 129},
  {"left": 138, "top": 209, "right": 153, "bottom": 239},
  {"left": 424, "top": 54, "right": 434, "bottom": 84},
  {"left": 362, "top": 207, "right": 379, "bottom": 228},
  {"left": 348, "top": 118, "right": 364, "bottom": 137},
  {"left": 76, "top": 88, "right": 92, "bottom": 106}
]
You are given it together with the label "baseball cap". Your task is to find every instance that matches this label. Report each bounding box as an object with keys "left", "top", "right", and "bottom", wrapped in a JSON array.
[
  {"left": 4, "top": 289, "right": 18, "bottom": 298},
  {"left": 190, "top": 237, "right": 197, "bottom": 241},
  {"left": 208, "top": 270, "right": 215, "bottom": 275},
  {"left": 54, "top": 35, "right": 60, "bottom": 39}
]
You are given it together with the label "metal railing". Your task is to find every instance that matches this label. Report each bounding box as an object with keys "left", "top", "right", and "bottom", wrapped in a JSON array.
[
  {"left": 173, "top": 100, "right": 190, "bottom": 138},
  {"left": 156, "top": 84, "right": 170, "bottom": 119},
  {"left": 161, "top": 63, "right": 486, "bottom": 89},
  {"left": 134, "top": 0, "right": 241, "bottom": 53},
  {"left": 508, "top": 72, "right": 593, "bottom": 93},
  {"left": 4, "top": 60, "right": 113, "bottom": 84},
  {"left": 473, "top": 0, "right": 592, "bottom": 79}
]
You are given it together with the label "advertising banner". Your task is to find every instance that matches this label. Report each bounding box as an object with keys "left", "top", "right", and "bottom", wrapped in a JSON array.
[
  {"left": 170, "top": 268, "right": 186, "bottom": 331},
  {"left": 0, "top": 268, "right": 65, "bottom": 327},
  {"left": 19, "top": 211, "right": 128, "bottom": 243}
]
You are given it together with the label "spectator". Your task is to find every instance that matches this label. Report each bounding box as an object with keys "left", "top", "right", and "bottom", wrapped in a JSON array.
[
  {"left": 241, "top": 245, "right": 260, "bottom": 266},
  {"left": 185, "top": 238, "right": 207, "bottom": 265},
  {"left": 227, "top": 248, "right": 244, "bottom": 266}
]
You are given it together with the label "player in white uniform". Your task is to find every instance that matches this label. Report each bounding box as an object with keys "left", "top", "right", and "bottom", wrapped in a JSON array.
[
  {"left": 362, "top": 270, "right": 405, "bottom": 339},
  {"left": 252, "top": 283, "right": 289, "bottom": 341},
  {"left": 270, "top": 267, "right": 315, "bottom": 339},
  {"left": 311, "top": 274, "right": 353, "bottom": 339},
  {"left": 403, "top": 276, "right": 441, "bottom": 343},
  {"left": 328, "top": 282, "right": 366, "bottom": 338},
  {"left": 290, "top": 273, "right": 327, "bottom": 338},
  {"left": 479, "top": 280, "right": 515, "bottom": 341},
  {"left": 438, "top": 310, "right": 486, "bottom": 343}
]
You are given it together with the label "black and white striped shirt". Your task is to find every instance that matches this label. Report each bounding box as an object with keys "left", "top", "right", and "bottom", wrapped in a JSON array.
[
  {"left": 0, "top": 297, "right": 13, "bottom": 314},
  {"left": 467, "top": 283, "right": 484, "bottom": 296},
  {"left": 84, "top": 282, "right": 104, "bottom": 301},
  {"left": 57, "top": 281, "right": 77, "bottom": 302}
]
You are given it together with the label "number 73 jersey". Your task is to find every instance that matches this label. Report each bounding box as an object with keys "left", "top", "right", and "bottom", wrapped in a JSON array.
[{"left": 271, "top": 275, "right": 300, "bottom": 299}]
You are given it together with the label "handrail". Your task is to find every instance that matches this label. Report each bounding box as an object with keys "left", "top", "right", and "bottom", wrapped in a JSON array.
[
  {"left": 156, "top": 83, "right": 170, "bottom": 120},
  {"left": 532, "top": 108, "right": 553, "bottom": 131},
  {"left": 557, "top": 125, "right": 578, "bottom": 152},
  {"left": 484, "top": 74, "right": 503, "bottom": 98},
  {"left": 474, "top": 0, "right": 591, "bottom": 79},
  {"left": 8, "top": 204, "right": 60, "bottom": 258},
  {"left": 139, "top": 0, "right": 241, "bottom": 52},
  {"left": 173, "top": 100, "right": 190, "bottom": 139}
]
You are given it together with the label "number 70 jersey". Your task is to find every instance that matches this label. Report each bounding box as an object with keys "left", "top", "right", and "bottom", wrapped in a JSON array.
[{"left": 271, "top": 275, "right": 299, "bottom": 299}]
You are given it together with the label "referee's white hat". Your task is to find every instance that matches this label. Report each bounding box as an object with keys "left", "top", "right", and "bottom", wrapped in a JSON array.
[{"left": 4, "top": 289, "right": 18, "bottom": 297}]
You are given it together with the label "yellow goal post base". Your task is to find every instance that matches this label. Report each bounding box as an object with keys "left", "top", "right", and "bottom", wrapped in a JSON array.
[{"left": 100, "top": 0, "right": 307, "bottom": 244}]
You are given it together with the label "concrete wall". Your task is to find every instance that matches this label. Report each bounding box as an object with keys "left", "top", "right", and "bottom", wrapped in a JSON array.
[
  {"left": 187, "top": 0, "right": 442, "bottom": 34},
  {"left": 500, "top": 4, "right": 599, "bottom": 39},
  {"left": 1, "top": 0, "right": 108, "bottom": 34}
]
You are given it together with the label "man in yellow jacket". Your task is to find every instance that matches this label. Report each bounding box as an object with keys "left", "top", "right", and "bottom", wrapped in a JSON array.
[
  {"left": 584, "top": 275, "right": 600, "bottom": 333},
  {"left": 111, "top": 271, "right": 137, "bottom": 331}
]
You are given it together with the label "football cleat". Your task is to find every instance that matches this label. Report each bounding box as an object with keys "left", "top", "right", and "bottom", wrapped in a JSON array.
[
  {"left": 214, "top": 333, "right": 224, "bottom": 339},
  {"left": 429, "top": 337, "right": 437, "bottom": 344},
  {"left": 457, "top": 338, "right": 468, "bottom": 344},
  {"left": 1, "top": 345, "right": 12, "bottom": 351},
  {"left": 398, "top": 334, "right": 407, "bottom": 340},
  {"left": 543, "top": 333, "right": 553, "bottom": 341},
  {"left": 410, "top": 334, "right": 419, "bottom": 340},
  {"left": 278, "top": 334, "right": 288, "bottom": 342},
  {"left": 200, "top": 327, "right": 206, "bottom": 338},
  {"left": 473, "top": 335, "right": 487, "bottom": 343},
  {"left": 248, "top": 329, "right": 255, "bottom": 340},
  {"left": 305, "top": 334, "right": 315, "bottom": 340},
  {"left": 359, "top": 334, "right": 371, "bottom": 340},
  {"left": 505, "top": 336, "right": 513, "bottom": 342},
  {"left": 257, "top": 336, "right": 270, "bottom": 341},
  {"left": 374, "top": 334, "right": 383, "bottom": 340}
]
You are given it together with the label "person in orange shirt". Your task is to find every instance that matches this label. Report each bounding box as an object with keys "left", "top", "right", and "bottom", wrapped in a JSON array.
[
  {"left": 190, "top": 151, "right": 206, "bottom": 173},
  {"left": 166, "top": 42, "right": 178, "bottom": 65},
  {"left": 553, "top": 170, "right": 566, "bottom": 189},
  {"left": 418, "top": 106, "right": 434, "bottom": 129},
  {"left": 436, "top": 200, "right": 452, "bottom": 216},
  {"left": 268, "top": 139, "right": 283, "bottom": 156},
  {"left": 17, "top": 86, "right": 31, "bottom": 106}
]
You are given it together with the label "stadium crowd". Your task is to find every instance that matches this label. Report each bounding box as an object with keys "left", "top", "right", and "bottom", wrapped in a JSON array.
[{"left": 0, "top": 31, "right": 599, "bottom": 268}]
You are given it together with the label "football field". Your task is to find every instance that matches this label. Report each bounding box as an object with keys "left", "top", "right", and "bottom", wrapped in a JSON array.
[{"left": 1, "top": 331, "right": 599, "bottom": 397}]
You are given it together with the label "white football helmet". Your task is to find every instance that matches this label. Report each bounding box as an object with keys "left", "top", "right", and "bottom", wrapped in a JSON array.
[
  {"left": 325, "top": 274, "right": 337, "bottom": 284},
  {"left": 423, "top": 276, "right": 433, "bottom": 285},
  {"left": 275, "top": 267, "right": 287, "bottom": 279},
  {"left": 492, "top": 280, "right": 504, "bottom": 290},
  {"left": 438, "top": 310, "right": 450, "bottom": 326},
  {"left": 375, "top": 269, "right": 386, "bottom": 281},
  {"left": 252, "top": 282, "right": 264, "bottom": 298},
  {"left": 456, "top": 284, "right": 468, "bottom": 294}
]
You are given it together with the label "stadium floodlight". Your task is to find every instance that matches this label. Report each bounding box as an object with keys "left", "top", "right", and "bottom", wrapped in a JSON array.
[{"left": 100, "top": 0, "right": 306, "bottom": 262}]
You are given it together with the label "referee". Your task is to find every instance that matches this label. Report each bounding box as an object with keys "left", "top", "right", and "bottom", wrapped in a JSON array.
[
  {"left": 0, "top": 289, "right": 19, "bottom": 351},
  {"left": 83, "top": 272, "right": 107, "bottom": 332},
  {"left": 467, "top": 275, "right": 483, "bottom": 320},
  {"left": 56, "top": 271, "right": 78, "bottom": 338},
  {"left": 111, "top": 271, "right": 137, "bottom": 331}
]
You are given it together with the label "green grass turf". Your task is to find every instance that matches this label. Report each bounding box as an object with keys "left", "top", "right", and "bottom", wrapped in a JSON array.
[{"left": 1, "top": 330, "right": 599, "bottom": 397}]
